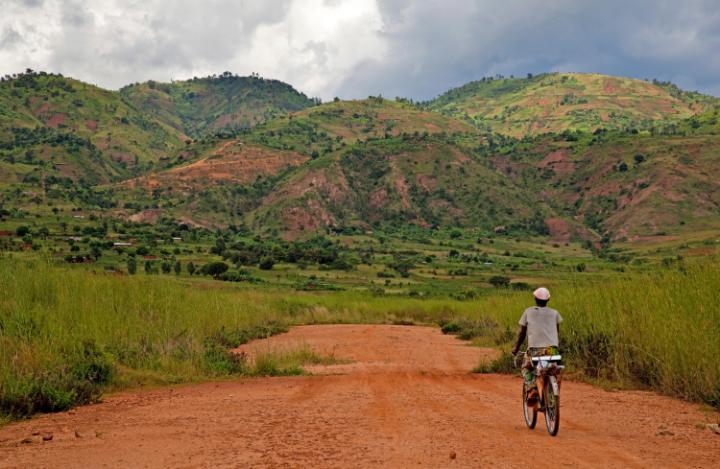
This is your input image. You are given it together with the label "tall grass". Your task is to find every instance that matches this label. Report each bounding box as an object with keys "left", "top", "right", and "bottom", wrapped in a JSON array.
[{"left": 1, "top": 257, "right": 718, "bottom": 420}]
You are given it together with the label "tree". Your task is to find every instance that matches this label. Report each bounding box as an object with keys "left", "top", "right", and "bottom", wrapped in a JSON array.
[
  {"left": 144, "top": 260, "right": 154, "bottom": 274},
  {"left": 187, "top": 261, "right": 196, "bottom": 275},
  {"left": 90, "top": 245, "right": 103, "bottom": 260},
  {"left": 173, "top": 261, "right": 181, "bottom": 275},
  {"left": 161, "top": 261, "right": 171, "bottom": 274},
  {"left": 633, "top": 153, "right": 646, "bottom": 164},
  {"left": 617, "top": 162, "right": 629, "bottom": 172},
  {"left": 15, "top": 226, "right": 30, "bottom": 237},
  {"left": 127, "top": 258, "right": 137, "bottom": 275}
]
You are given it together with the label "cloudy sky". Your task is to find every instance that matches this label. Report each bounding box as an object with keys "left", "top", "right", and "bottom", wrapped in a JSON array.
[{"left": 2, "top": 0, "right": 719, "bottom": 100}]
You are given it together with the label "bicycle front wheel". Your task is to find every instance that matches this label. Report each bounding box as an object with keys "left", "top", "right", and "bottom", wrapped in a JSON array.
[{"left": 543, "top": 376, "right": 560, "bottom": 436}]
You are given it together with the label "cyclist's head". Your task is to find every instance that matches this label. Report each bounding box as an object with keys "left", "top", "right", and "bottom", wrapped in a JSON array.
[{"left": 533, "top": 287, "right": 550, "bottom": 307}]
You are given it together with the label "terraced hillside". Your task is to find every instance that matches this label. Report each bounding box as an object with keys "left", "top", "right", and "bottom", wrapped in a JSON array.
[
  {"left": 429, "top": 73, "right": 718, "bottom": 137},
  {"left": 0, "top": 71, "right": 185, "bottom": 184},
  {"left": 120, "top": 73, "right": 317, "bottom": 137}
]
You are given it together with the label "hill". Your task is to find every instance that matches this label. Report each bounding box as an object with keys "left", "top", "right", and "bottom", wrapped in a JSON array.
[
  {"left": 248, "top": 134, "right": 543, "bottom": 236},
  {"left": 111, "top": 99, "right": 533, "bottom": 232},
  {"left": 112, "top": 103, "right": 720, "bottom": 241},
  {"left": 1, "top": 70, "right": 719, "bottom": 245},
  {"left": 248, "top": 96, "right": 475, "bottom": 153},
  {"left": 0, "top": 70, "right": 185, "bottom": 185},
  {"left": 481, "top": 120, "right": 720, "bottom": 241},
  {"left": 428, "top": 72, "right": 718, "bottom": 137},
  {"left": 119, "top": 72, "right": 317, "bottom": 137}
]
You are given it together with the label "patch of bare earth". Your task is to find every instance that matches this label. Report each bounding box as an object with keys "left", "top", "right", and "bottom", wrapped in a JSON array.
[
  {"left": 545, "top": 217, "right": 571, "bottom": 243},
  {"left": 0, "top": 325, "right": 717, "bottom": 468},
  {"left": 122, "top": 141, "right": 308, "bottom": 193},
  {"left": 537, "top": 149, "right": 575, "bottom": 177},
  {"left": 128, "top": 209, "right": 162, "bottom": 224}
]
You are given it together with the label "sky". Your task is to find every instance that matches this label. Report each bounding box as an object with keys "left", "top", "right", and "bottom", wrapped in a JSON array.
[{"left": 1, "top": 0, "right": 719, "bottom": 100}]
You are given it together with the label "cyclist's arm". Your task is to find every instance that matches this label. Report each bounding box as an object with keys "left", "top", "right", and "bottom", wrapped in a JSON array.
[
  {"left": 557, "top": 324, "right": 560, "bottom": 349},
  {"left": 511, "top": 325, "right": 527, "bottom": 355}
]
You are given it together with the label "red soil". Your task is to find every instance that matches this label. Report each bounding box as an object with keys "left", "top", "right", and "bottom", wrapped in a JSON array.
[
  {"left": 45, "top": 113, "right": 66, "bottom": 128},
  {"left": 545, "top": 217, "right": 572, "bottom": 243},
  {"left": 1, "top": 325, "right": 717, "bottom": 468},
  {"left": 122, "top": 141, "right": 308, "bottom": 193},
  {"left": 537, "top": 149, "right": 575, "bottom": 177}
]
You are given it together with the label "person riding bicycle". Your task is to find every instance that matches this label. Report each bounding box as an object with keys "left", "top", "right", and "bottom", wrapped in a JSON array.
[{"left": 511, "top": 287, "right": 562, "bottom": 405}]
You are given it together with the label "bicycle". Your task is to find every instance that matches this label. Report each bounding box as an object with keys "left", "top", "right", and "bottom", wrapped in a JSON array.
[{"left": 515, "top": 351, "right": 564, "bottom": 436}]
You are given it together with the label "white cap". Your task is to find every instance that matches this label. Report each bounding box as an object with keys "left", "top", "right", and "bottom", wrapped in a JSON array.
[{"left": 533, "top": 287, "right": 550, "bottom": 301}]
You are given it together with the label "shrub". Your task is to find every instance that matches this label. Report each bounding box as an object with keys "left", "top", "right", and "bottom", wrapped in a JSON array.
[
  {"left": 127, "top": 258, "right": 137, "bottom": 275},
  {"left": 258, "top": 257, "right": 275, "bottom": 270},
  {"left": 202, "top": 262, "right": 229, "bottom": 278},
  {"left": 489, "top": 275, "right": 511, "bottom": 288}
]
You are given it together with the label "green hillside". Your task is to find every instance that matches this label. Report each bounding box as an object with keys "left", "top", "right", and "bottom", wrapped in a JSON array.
[
  {"left": 247, "top": 97, "right": 475, "bottom": 155},
  {"left": 478, "top": 117, "right": 720, "bottom": 241},
  {"left": 0, "top": 70, "right": 185, "bottom": 184},
  {"left": 104, "top": 95, "right": 720, "bottom": 241},
  {"left": 120, "top": 72, "right": 317, "bottom": 137},
  {"left": 428, "top": 72, "right": 718, "bottom": 137},
  {"left": 1, "top": 70, "right": 719, "bottom": 245}
]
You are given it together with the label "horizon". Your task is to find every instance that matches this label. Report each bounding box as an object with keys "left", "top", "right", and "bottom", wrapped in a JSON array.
[
  {"left": 2, "top": 0, "right": 720, "bottom": 100},
  {"left": 4, "top": 68, "right": 717, "bottom": 102}
]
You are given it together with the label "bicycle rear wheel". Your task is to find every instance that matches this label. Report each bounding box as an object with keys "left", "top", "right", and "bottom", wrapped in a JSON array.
[
  {"left": 543, "top": 377, "right": 560, "bottom": 436},
  {"left": 522, "top": 381, "right": 537, "bottom": 429}
]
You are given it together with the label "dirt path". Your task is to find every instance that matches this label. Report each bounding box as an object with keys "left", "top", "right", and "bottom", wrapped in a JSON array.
[{"left": 1, "top": 325, "right": 718, "bottom": 468}]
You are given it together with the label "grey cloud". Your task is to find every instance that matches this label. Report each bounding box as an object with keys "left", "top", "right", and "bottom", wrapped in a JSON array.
[
  {"left": 10, "top": 0, "right": 44, "bottom": 6},
  {"left": 336, "top": 0, "right": 720, "bottom": 99},
  {"left": 0, "top": 27, "right": 22, "bottom": 48}
]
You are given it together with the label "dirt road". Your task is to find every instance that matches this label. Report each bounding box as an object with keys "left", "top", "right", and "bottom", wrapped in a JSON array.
[{"left": 1, "top": 325, "right": 718, "bottom": 468}]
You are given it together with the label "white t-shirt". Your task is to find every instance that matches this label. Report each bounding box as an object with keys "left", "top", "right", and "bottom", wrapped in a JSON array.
[{"left": 519, "top": 306, "right": 563, "bottom": 348}]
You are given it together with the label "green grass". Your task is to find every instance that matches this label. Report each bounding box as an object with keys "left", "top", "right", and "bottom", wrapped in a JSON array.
[
  {"left": 251, "top": 345, "right": 344, "bottom": 376},
  {"left": 1, "top": 256, "right": 719, "bottom": 421}
]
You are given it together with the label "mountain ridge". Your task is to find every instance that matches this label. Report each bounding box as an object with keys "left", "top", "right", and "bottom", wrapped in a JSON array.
[{"left": 1, "top": 69, "right": 719, "bottom": 243}]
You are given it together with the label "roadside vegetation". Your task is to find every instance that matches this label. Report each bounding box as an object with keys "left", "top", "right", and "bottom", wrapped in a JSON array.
[{"left": 1, "top": 255, "right": 718, "bottom": 421}]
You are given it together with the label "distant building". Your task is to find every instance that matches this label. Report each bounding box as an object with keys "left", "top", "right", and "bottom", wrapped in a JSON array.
[
  {"left": 113, "top": 242, "right": 132, "bottom": 247},
  {"left": 172, "top": 237, "right": 182, "bottom": 242}
]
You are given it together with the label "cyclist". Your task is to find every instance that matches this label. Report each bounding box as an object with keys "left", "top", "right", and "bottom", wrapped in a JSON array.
[{"left": 511, "top": 287, "right": 562, "bottom": 405}]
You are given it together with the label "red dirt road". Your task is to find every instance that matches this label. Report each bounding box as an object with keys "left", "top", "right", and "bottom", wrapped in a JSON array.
[{"left": 1, "top": 325, "right": 718, "bottom": 468}]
